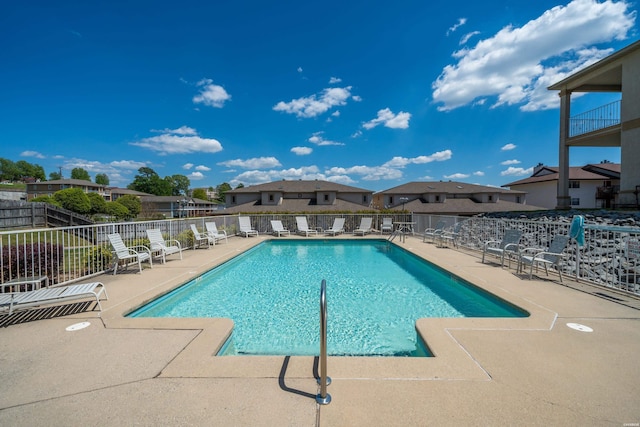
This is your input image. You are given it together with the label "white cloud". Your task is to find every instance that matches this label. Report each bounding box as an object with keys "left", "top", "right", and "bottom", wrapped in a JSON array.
[
  {"left": 383, "top": 150, "right": 452, "bottom": 167},
  {"left": 193, "top": 78, "right": 231, "bottom": 108},
  {"left": 460, "top": 31, "right": 480, "bottom": 45},
  {"left": 132, "top": 127, "right": 223, "bottom": 154},
  {"left": 110, "top": 160, "right": 147, "bottom": 169},
  {"left": 189, "top": 172, "right": 205, "bottom": 180},
  {"left": 501, "top": 166, "right": 534, "bottom": 176},
  {"left": 291, "top": 147, "right": 313, "bottom": 155},
  {"left": 153, "top": 126, "right": 197, "bottom": 135},
  {"left": 447, "top": 18, "right": 467, "bottom": 36},
  {"left": 432, "top": 0, "right": 635, "bottom": 112},
  {"left": 331, "top": 110, "right": 340, "bottom": 117},
  {"left": 308, "top": 132, "right": 344, "bottom": 146},
  {"left": 297, "top": 67, "right": 303, "bottom": 73},
  {"left": 501, "top": 143, "right": 517, "bottom": 151},
  {"left": 183, "top": 163, "right": 194, "bottom": 170},
  {"left": 325, "top": 165, "right": 403, "bottom": 181},
  {"left": 195, "top": 165, "right": 211, "bottom": 171},
  {"left": 273, "top": 86, "right": 355, "bottom": 118},
  {"left": 329, "top": 77, "right": 342, "bottom": 84},
  {"left": 473, "top": 170, "right": 485, "bottom": 176},
  {"left": 218, "top": 157, "right": 281, "bottom": 169},
  {"left": 444, "top": 173, "right": 470, "bottom": 179},
  {"left": 501, "top": 159, "right": 521, "bottom": 165},
  {"left": 20, "top": 151, "right": 45, "bottom": 159},
  {"left": 231, "top": 166, "right": 323, "bottom": 186},
  {"left": 363, "top": 108, "right": 411, "bottom": 130}
]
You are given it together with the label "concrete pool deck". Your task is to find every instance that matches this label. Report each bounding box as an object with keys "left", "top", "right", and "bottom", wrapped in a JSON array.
[{"left": 1, "top": 233, "right": 639, "bottom": 426}]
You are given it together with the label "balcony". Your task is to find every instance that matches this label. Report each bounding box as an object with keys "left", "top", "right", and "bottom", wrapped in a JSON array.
[
  {"left": 569, "top": 100, "right": 621, "bottom": 138},
  {"left": 596, "top": 185, "right": 619, "bottom": 200}
]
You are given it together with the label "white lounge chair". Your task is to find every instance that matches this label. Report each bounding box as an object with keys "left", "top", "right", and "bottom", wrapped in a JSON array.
[
  {"left": 482, "top": 229, "right": 522, "bottom": 268},
  {"left": 296, "top": 216, "right": 318, "bottom": 237},
  {"left": 0, "top": 282, "right": 108, "bottom": 316},
  {"left": 324, "top": 218, "right": 346, "bottom": 236},
  {"left": 108, "top": 233, "right": 152, "bottom": 275},
  {"left": 205, "top": 222, "right": 228, "bottom": 244},
  {"left": 239, "top": 216, "right": 258, "bottom": 237},
  {"left": 518, "top": 234, "right": 570, "bottom": 283},
  {"left": 146, "top": 229, "right": 182, "bottom": 263},
  {"left": 423, "top": 221, "right": 446, "bottom": 243},
  {"left": 354, "top": 217, "right": 373, "bottom": 236},
  {"left": 190, "top": 224, "right": 213, "bottom": 248},
  {"left": 270, "top": 220, "right": 291, "bottom": 237},
  {"left": 381, "top": 218, "right": 393, "bottom": 234}
]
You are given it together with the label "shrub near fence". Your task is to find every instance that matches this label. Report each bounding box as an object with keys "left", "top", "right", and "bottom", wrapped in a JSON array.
[{"left": 1, "top": 243, "right": 63, "bottom": 289}]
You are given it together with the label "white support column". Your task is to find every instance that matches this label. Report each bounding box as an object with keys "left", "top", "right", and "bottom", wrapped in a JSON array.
[{"left": 557, "top": 89, "right": 571, "bottom": 209}]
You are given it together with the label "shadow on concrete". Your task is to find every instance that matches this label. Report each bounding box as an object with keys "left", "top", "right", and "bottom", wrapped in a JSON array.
[{"left": 278, "top": 355, "right": 317, "bottom": 400}]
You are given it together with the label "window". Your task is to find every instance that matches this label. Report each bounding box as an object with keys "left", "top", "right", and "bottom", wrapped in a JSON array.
[
  {"left": 269, "top": 194, "right": 274, "bottom": 202},
  {"left": 571, "top": 198, "right": 580, "bottom": 206},
  {"left": 569, "top": 181, "right": 580, "bottom": 188},
  {"left": 389, "top": 196, "right": 393, "bottom": 204},
  {"left": 231, "top": 196, "right": 236, "bottom": 204},
  {"left": 435, "top": 195, "right": 440, "bottom": 202},
  {"left": 324, "top": 194, "right": 329, "bottom": 201},
  {"left": 363, "top": 195, "right": 368, "bottom": 203},
  {"left": 488, "top": 195, "right": 493, "bottom": 202},
  {"left": 516, "top": 196, "right": 521, "bottom": 203}
]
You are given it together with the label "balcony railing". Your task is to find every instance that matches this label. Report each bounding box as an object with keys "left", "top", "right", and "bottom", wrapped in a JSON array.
[{"left": 569, "top": 100, "right": 621, "bottom": 137}]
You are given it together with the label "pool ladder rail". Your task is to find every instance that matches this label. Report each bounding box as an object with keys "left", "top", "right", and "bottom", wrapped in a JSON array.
[{"left": 316, "top": 279, "right": 331, "bottom": 405}]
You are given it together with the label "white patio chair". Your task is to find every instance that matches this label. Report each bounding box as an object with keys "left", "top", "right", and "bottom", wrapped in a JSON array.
[
  {"left": 190, "top": 224, "right": 213, "bottom": 249},
  {"left": 205, "top": 222, "right": 228, "bottom": 244},
  {"left": 296, "top": 216, "right": 318, "bottom": 237},
  {"left": 270, "top": 220, "right": 291, "bottom": 237},
  {"left": 0, "top": 282, "right": 108, "bottom": 316},
  {"left": 381, "top": 218, "right": 393, "bottom": 234},
  {"left": 238, "top": 216, "right": 259, "bottom": 237},
  {"left": 108, "top": 233, "right": 152, "bottom": 275},
  {"left": 354, "top": 217, "right": 373, "bottom": 236},
  {"left": 146, "top": 228, "right": 182, "bottom": 263},
  {"left": 324, "top": 218, "right": 346, "bottom": 236}
]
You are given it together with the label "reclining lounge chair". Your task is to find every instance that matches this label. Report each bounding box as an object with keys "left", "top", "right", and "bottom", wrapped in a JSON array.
[{"left": 0, "top": 282, "right": 108, "bottom": 316}]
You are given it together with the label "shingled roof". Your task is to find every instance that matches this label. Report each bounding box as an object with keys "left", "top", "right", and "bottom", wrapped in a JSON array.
[{"left": 226, "top": 180, "right": 372, "bottom": 194}]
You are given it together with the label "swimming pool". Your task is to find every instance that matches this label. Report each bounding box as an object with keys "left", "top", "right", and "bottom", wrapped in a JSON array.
[{"left": 129, "top": 240, "right": 527, "bottom": 356}]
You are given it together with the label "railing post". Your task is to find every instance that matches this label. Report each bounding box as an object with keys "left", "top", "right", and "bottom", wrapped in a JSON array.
[{"left": 316, "top": 279, "right": 331, "bottom": 405}]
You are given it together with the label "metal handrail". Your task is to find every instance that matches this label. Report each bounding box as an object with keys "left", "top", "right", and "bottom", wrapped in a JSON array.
[{"left": 316, "top": 279, "right": 331, "bottom": 405}]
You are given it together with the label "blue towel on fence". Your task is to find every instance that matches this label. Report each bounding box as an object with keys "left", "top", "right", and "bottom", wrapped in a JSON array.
[{"left": 569, "top": 215, "right": 585, "bottom": 247}]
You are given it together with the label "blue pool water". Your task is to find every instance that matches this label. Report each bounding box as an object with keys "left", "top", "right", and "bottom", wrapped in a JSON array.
[{"left": 129, "top": 240, "right": 527, "bottom": 356}]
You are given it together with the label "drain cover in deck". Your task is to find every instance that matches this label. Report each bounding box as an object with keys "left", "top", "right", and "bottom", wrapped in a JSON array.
[{"left": 566, "top": 323, "right": 593, "bottom": 332}]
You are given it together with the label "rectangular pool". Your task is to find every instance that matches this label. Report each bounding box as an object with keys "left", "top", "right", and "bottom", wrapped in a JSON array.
[{"left": 129, "top": 240, "right": 527, "bottom": 356}]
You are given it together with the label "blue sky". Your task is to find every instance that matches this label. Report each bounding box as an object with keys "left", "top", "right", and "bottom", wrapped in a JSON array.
[{"left": 1, "top": 0, "right": 637, "bottom": 192}]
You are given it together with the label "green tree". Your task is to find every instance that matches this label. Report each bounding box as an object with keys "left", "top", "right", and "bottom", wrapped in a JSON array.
[
  {"left": 105, "top": 201, "right": 129, "bottom": 221},
  {"left": 115, "top": 195, "right": 141, "bottom": 218},
  {"left": 216, "top": 182, "right": 232, "bottom": 203},
  {"left": 53, "top": 188, "right": 91, "bottom": 214},
  {"left": 165, "top": 174, "right": 190, "bottom": 196},
  {"left": 71, "top": 167, "right": 91, "bottom": 181},
  {"left": 95, "top": 173, "right": 109, "bottom": 185},
  {"left": 49, "top": 171, "right": 62, "bottom": 180},
  {"left": 192, "top": 188, "right": 208, "bottom": 200},
  {"left": 16, "top": 160, "right": 45, "bottom": 181},
  {"left": 87, "top": 192, "right": 108, "bottom": 214},
  {"left": 0, "top": 158, "right": 19, "bottom": 181},
  {"left": 128, "top": 167, "right": 172, "bottom": 196},
  {"left": 30, "top": 195, "right": 61, "bottom": 207}
]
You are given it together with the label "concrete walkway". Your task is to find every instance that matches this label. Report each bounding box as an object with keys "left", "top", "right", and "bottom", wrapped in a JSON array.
[{"left": 1, "top": 234, "right": 639, "bottom": 426}]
